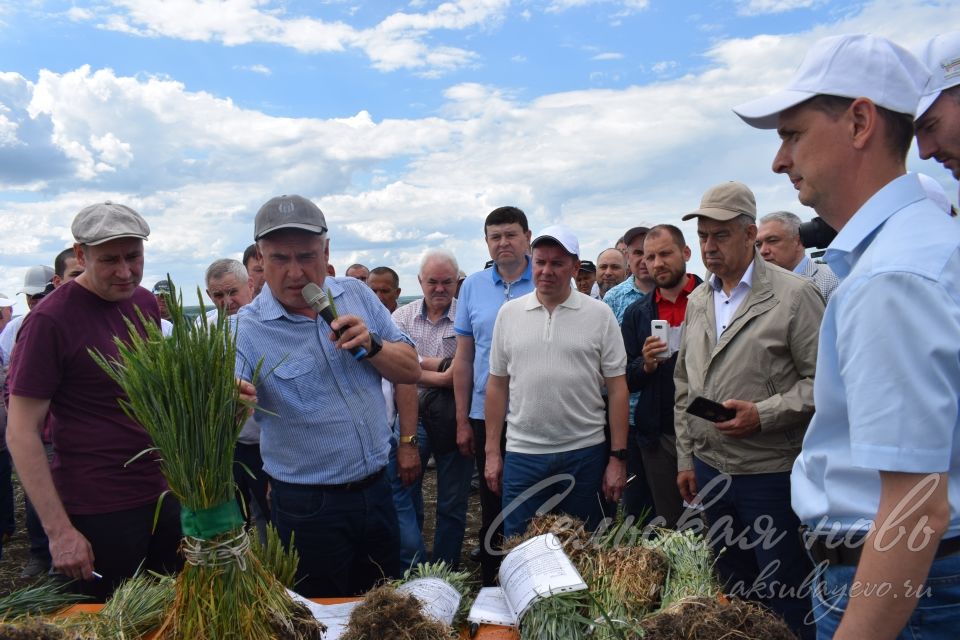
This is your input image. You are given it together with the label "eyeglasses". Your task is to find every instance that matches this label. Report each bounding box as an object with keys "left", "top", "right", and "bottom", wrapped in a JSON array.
[
  {"left": 503, "top": 281, "right": 514, "bottom": 300},
  {"left": 29, "top": 293, "right": 46, "bottom": 302}
]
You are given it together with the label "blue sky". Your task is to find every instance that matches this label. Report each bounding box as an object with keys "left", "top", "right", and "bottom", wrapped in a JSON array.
[{"left": 0, "top": 0, "right": 956, "bottom": 313}]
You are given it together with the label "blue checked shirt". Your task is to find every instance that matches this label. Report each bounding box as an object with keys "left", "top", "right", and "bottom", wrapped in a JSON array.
[
  {"left": 233, "top": 277, "right": 415, "bottom": 485},
  {"left": 604, "top": 277, "right": 648, "bottom": 426}
]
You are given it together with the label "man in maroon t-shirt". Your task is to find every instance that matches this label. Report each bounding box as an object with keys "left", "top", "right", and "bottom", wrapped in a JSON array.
[{"left": 6, "top": 202, "right": 180, "bottom": 601}]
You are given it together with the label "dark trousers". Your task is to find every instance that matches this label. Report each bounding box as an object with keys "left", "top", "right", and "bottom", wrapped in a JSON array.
[
  {"left": 471, "top": 418, "right": 506, "bottom": 587},
  {"left": 0, "top": 449, "right": 13, "bottom": 559},
  {"left": 26, "top": 443, "right": 55, "bottom": 561},
  {"left": 270, "top": 470, "right": 400, "bottom": 598},
  {"left": 233, "top": 442, "right": 270, "bottom": 527},
  {"left": 694, "top": 458, "right": 814, "bottom": 640},
  {"left": 622, "top": 426, "right": 656, "bottom": 524},
  {"left": 69, "top": 496, "right": 183, "bottom": 602},
  {"left": 639, "top": 435, "right": 686, "bottom": 529}
]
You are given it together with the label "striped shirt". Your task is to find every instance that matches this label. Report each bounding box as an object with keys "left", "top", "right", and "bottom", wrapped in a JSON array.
[{"left": 232, "top": 277, "right": 414, "bottom": 485}]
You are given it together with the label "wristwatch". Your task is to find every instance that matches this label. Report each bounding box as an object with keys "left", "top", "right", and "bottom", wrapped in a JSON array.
[
  {"left": 364, "top": 332, "right": 383, "bottom": 359},
  {"left": 399, "top": 434, "right": 419, "bottom": 446},
  {"left": 609, "top": 449, "right": 628, "bottom": 461}
]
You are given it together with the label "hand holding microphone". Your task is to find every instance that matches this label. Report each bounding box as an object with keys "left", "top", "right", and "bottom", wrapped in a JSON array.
[{"left": 302, "top": 282, "right": 368, "bottom": 360}]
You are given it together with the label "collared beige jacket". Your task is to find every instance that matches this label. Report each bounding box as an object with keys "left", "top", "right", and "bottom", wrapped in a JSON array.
[{"left": 674, "top": 252, "right": 825, "bottom": 475}]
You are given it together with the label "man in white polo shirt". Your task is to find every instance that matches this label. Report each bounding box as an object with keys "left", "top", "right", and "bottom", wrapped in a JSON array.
[{"left": 484, "top": 225, "right": 629, "bottom": 538}]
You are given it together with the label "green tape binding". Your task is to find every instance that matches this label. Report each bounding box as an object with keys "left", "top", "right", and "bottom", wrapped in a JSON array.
[{"left": 180, "top": 500, "right": 245, "bottom": 540}]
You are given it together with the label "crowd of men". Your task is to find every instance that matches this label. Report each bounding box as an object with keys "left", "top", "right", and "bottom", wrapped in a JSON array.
[{"left": 0, "top": 29, "right": 957, "bottom": 640}]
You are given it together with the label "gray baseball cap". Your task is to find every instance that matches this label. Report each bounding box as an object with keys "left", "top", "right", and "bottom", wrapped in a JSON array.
[
  {"left": 254, "top": 195, "right": 328, "bottom": 240},
  {"left": 18, "top": 265, "right": 55, "bottom": 295},
  {"left": 72, "top": 202, "right": 150, "bottom": 246}
]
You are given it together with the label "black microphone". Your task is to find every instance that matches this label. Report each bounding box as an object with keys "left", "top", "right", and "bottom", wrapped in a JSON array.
[{"left": 302, "top": 282, "right": 368, "bottom": 360}]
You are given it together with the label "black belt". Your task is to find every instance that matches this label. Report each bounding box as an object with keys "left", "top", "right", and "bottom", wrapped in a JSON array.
[
  {"left": 275, "top": 468, "right": 385, "bottom": 493},
  {"left": 801, "top": 526, "right": 960, "bottom": 567}
]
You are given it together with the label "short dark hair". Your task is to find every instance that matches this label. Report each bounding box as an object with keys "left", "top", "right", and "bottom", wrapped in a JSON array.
[
  {"left": 54, "top": 248, "right": 75, "bottom": 277},
  {"left": 806, "top": 95, "right": 913, "bottom": 162},
  {"left": 645, "top": 224, "right": 686, "bottom": 250},
  {"left": 369, "top": 266, "right": 399, "bottom": 288},
  {"left": 242, "top": 243, "right": 258, "bottom": 268},
  {"left": 346, "top": 263, "right": 369, "bottom": 274},
  {"left": 484, "top": 206, "right": 529, "bottom": 233}
]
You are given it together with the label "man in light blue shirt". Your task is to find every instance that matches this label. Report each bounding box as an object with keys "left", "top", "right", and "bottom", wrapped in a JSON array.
[
  {"left": 233, "top": 194, "right": 420, "bottom": 597},
  {"left": 452, "top": 205, "right": 534, "bottom": 586},
  {"left": 736, "top": 34, "right": 960, "bottom": 640}
]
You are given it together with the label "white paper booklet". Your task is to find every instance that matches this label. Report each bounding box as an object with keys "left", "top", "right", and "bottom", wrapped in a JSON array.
[
  {"left": 397, "top": 577, "right": 462, "bottom": 626},
  {"left": 467, "top": 533, "right": 588, "bottom": 627},
  {"left": 285, "top": 589, "right": 358, "bottom": 640}
]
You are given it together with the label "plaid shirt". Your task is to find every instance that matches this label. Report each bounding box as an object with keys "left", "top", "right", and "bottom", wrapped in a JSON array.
[{"left": 392, "top": 298, "right": 457, "bottom": 388}]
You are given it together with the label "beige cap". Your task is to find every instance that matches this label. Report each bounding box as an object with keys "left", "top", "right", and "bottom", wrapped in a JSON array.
[{"left": 682, "top": 181, "right": 757, "bottom": 222}]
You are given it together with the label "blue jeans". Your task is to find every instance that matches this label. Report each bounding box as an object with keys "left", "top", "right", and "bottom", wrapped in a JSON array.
[
  {"left": 811, "top": 553, "right": 960, "bottom": 639},
  {"left": 387, "top": 434, "right": 427, "bottom": 570},
  {"left": 694, "top": 458, "right": 814, "bottom": 640},
  {"left": 270, "top": 470, "right": 400, "bottom": 597},
  {"left": 502, "top": 441, "right": 608, "bottom": 538}
]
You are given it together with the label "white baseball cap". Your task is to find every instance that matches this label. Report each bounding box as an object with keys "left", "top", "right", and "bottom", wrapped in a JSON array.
[
  {"left": 0, "top": 293, "right": 13, "bottom": 308},
  {"left": 915, "top": 31, "right": 960, "bottom": 118},
  {"left": 17, "top": 265, "right": 55, "bottom": 296},
  {"left": 734, "top": 34, "right": 929, "bottom": 129},
  {"left": 531, "top": 225, "right": 580, "bottom": 258}
]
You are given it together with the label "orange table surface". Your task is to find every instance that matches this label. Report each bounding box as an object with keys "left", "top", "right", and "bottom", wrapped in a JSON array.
[{"left": 61, "top": 599, "right": 519, "bottom": 639}]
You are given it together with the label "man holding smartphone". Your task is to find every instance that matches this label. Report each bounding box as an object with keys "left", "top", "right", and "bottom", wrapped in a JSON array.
[
  {"left": 673, "top": 181, "right": 824, "bottom": 639},
  {"left": 621, "top": 224, "right": 701, "bottom": 529}
]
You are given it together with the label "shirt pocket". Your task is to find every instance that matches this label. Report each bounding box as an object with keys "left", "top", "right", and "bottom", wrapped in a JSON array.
[{"left": 272, "top": 356, "right": 319, "bottom": 408}]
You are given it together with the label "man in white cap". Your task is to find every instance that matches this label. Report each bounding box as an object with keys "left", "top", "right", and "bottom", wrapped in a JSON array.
[
  {"left": 6, "top": 202, "right": 181, "bottom": 601},
  {"left": 0, "top": 294, "right": 13, "bottom": 335},
  {"left": 484, "top": 224, "right": 628, "bottom": 539},
  {"left": 0, "top": 266, "right": 54, "bottom": 366},
  {"left": 673, "top": 181, "right": 823, "bottom": 639},
  {"left": 915, "top": 32, "right": 960, "bottom": 198},
  {"left": 735, "top": 34, "right": 960, "bottom": 639}
]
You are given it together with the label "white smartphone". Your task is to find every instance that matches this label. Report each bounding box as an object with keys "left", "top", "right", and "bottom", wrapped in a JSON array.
[{"left": 650, "top": 319, "right": 671, "bottom": 360}]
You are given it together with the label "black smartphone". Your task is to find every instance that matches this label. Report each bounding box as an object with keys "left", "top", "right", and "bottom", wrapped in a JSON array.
[{"left": 686, "top": 396, "right": 736, "bottom": 422}]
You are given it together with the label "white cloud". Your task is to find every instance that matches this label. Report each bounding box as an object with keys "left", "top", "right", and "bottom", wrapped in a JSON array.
[
  {"left": 651, "top": 60, "right": 677, "bottom": 73},
  {"left": 234, "top": 64, "right": 272, "bottom": 75},
  {"left": 546, "top": 0, "right": 649, "bottom": 13},
  {"left": 1, "top": 0, "right": 957, "bottom": 313},
  {"left": 75, "top": 0, "right": 509, "bottom": 76},
  {"left": 592, "top": 52, "right": 623, "bottom": 61},
  {"left": 65, "top": 7, "right": 94, "bottom": 21},
  {"left": 737, "top": 0, "right": 821, "bottom": 15}
]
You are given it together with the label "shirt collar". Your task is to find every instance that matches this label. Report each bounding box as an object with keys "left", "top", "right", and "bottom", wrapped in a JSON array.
[
  {"left": 823, "top": 173, "right": 925, "bottom": 280},
  {"left": 257, "top": 278, "right": 345, "bottom": 322},
  {"left": 524, "top": 287, "right": 581, "bottom": 311},
  {"left": 491, "top": 255, "right": 532, "bottom": 285},
  {"left": 655, "top": 273, "right": 697, "bottom": 304},
  {"left": 709, "top": 260, "right": 755, "bottom": 293},
  {"left": 793, "top": 255, "right": 811, "bottom": 275},
  {"left": 418, "top": 298, "right": 456, "bottom": 322}
]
